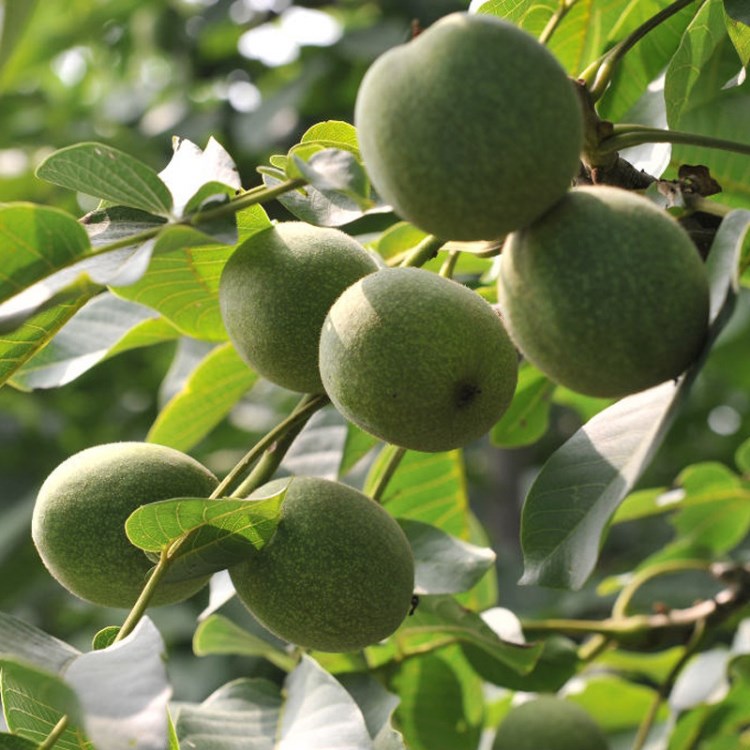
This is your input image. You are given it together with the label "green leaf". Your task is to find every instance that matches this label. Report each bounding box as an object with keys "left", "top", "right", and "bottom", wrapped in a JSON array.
[
  {"left": 147, "top": 342, "right": 257, "bottom": 452},
  {"left": 462, "top": 633, "right": 579, "bottom": 692},
  {"left": 193, "top": 614, "right": 296, "bottom": 672},
  {"left": 665, "top": 0, "right": 750, "bottom": 206},
  {"left": 569, "top": 675, "right": 667, "bottom": 731},
  {"left": 339, "top": 424, "right": 380, "bottom": 478},
  {"left": 36, "top": 143, "right": 173, "bottom": 216},
  {"left": 91, "top": 627, "right": 120, "bottom": 651},
  {"left": 368, "top": 450, "right": 470, "bottom": 540},
  {"left": 490, "top": 362, "right": 554, "bottom": 448},
  {"left": 594, "top": 646, "right": 685, "bottom": 684},
  {"left": 0, "top": 293, "right": 95, "bottom": 388},
  {"left": 366, "top": 596, "right": 543, "bottom": 675},
  {"left": 399, "top": 519, "right": 495, "bottom": 595},
  {"left": 0, "top": 203, "right": 92, "bottom": 306},
  {"left": 300, "top": 120, "right": 360, "bottom": 153},
  {"left": 520, "top": 209, "right": 749, "bottom": 589},
  {"left": 112, "top": 239, "right": 232, "bottom": 341},
  {"left": 0, "top": 733, "right": 38, "bottom": 749},
  {"left": 374, "top": 222, "right": 427, "bottom": 261},
  {"left": 388, "top": 644, "right": 483, "bottom": 750},
  {"left": 597, "top": 0, "right": 697, "bottom": 123},
  {"left": 125, "top": 491, "right": 285, "bottom": 583},
  {"left": 10, "top": 294, "right": 178, "bottom": 390},
  {"left": 0, "top": 660, "right": 90, "bottom": 748}
]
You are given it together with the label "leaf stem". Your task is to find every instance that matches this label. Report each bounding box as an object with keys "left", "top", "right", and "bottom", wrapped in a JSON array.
[
  {"left": 72, "top": 179, "right": 307, "bottom": 262},
  {"left": 115, "top": 548, "right": 172, "bottom": 643},
  {"left": 438, "top": 250, "right": 460, "bottom": 279},
  {"left": 599, "top": 124, "right": 750, "bottom": 158},
  {"left": 612, "top": 559, "right": 713, "bottom": 619},
  {"left": 538, "top": 0, "right": 578, "bottom": 46},
  {"left": 232, "top": 394, "right": 325, "bottom": 497},
  {"left": 39, "top": 716, "right": 69, "bottom": 749},
  {"left": 369, "top": 445, "right": 407, "bottom": 503},
  {"left": 212, "top": 394, "right": 329, "bottom": 498},
  {"left": 582, "top": 0, "right": 701, "bottom": 101},
  {"left": 189, "top": 178, "right": 306, "bottom": 225},
  {"left": 400, "top": 235, "right": 446, "bottom": 268}
]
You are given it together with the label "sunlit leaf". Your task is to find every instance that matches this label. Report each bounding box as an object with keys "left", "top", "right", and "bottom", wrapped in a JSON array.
[
  {"left": 490, "top": 362, "right": 554, "bottom": 448},
  {"left": 337, "top": 673, "right": 406, "bottom": 750},
  {"left": 158, "top": 136, "right": 241, "bottom": 217},
  {"left": 193, "top": 614, "right": 296, "bottom": 672},
  {"left": 0, "top": 203, "right": 91, "bottom": 306},
  {"left": 367, "top": 450, "right": 470, "bottom": 540},
  {"left": 300, "top": 120, "right": 360, "bottom": 153},
  {"left": 10, "top": 293, "right": 178, "bottom": 390},
  {"left": 36, "top": 143, "right": 173, "bottom": 216},
  {"left": 147, "top": 342, "right": 257, "bottom": 452},
  {"left": 174, "top": 678, "right": 282, "bottom": 749},
  {"left": 64, "top": 618, "right": 171, "bottom": 750},
  {"left": 389, "top": 644, "right": 483, "bottom": 750},
  {"left": 0, "top": 293, "right": 95, "bottom": 388}
]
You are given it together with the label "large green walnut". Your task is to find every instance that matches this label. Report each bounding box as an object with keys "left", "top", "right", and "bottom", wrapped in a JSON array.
[
  {"left": 498, "top": 186, "right": 710, "bottom": 398},
  {"left": 229, "top": 476, "right": 414, "bottom": 652},
  {"left": 31, "top": 442, "right": 218, "bottom": 608},
  {"left": 354, "top": 12, "right": 583, "bottom": 241},
  {"left": 493, "top": 696, "right": 609, "bottom": 750},
  {"left": 219, "top": 222, "right": 379, "bottom": 393},
  {"left": 318, "top": 267, "right": 518, "bottom": 452}
]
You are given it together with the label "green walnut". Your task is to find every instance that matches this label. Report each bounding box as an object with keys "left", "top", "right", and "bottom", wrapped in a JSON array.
[
  {"left": 498, "top": 186, "right": 710, "bottom": 398},
  {"left": 319, "top": 267, "right": 518, "bottom": 452},
  {"left": 354, "top": 12, "right": 583, "bottom": 241},
  {"left": 493, "top": 696, "right": 609, "bottom": 750},
  {"left": 31, "top": 442, "right": 218, "bottom": 609},
  {"left": 219, "top": 222, "right": 379, "bottom": 393},
  {"left": 229, "top": 476, "right": 414, "bottom": 652}
]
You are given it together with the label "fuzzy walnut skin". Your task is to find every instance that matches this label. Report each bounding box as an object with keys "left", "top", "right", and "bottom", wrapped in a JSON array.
[
  {"left": 319, "top": 267, "right": 519, "bottom": 452},
  {"left": 355, "top": 12, "right": 583, "bottom": 241},
  {"left": 32, "top": 442, "right": 218, "bottom": 608},
  {"left": 219, "top": 222, "right": 379, "bottom": 394},
  {"left": 498, "top": 186, "right": 710, "bottom": 398},
  {"left": 230, "top": 476, "right": 415, "bottom": 653}
]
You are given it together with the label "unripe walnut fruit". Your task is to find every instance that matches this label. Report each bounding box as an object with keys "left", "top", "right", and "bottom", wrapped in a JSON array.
[
  {"left": 32, "top": 442, "right": 218, "bottom": 608},
  {"left": 498, "top": 186, "right": 710, "bottom": 397},
  {"left": 355, "top": 12, "right": 583, "bottom": 241},
  {"left": 219, "top": 222, "right": 379, "bottom": 393}
]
